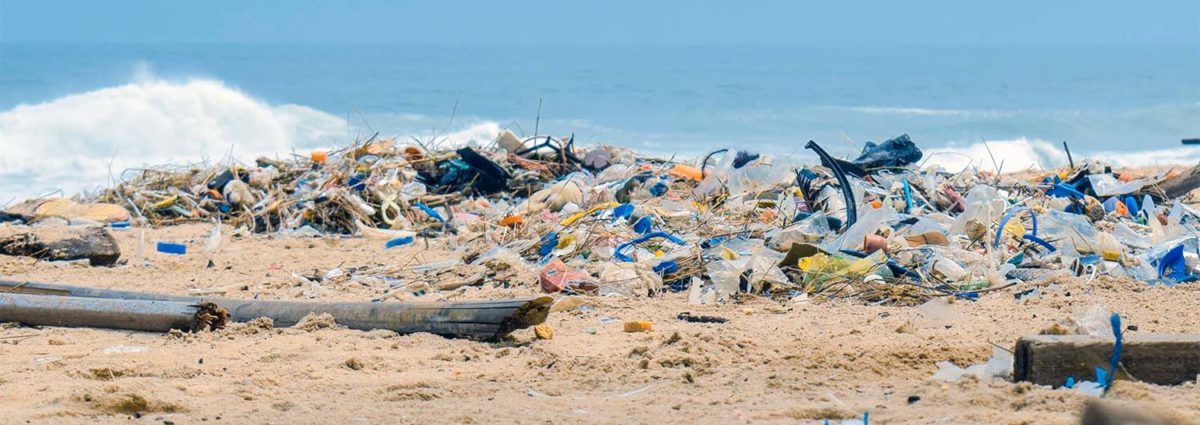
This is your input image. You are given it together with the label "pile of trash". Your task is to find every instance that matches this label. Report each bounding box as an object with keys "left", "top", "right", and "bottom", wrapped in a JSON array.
[{"left": 5, "top": 131, "right": 1200, "bottom": 304}]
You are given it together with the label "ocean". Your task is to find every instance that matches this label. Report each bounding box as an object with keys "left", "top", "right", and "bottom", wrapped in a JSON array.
[{"left": 1, "top": 43, "right": 1198, "bottom": 200}]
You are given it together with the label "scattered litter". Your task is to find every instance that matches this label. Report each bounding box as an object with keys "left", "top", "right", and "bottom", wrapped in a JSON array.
[
  {"left": 931, "top": 346, "right": 1013, "bottom": 382},
  {"left": 103, "top": 345, "right": 149, "bottom": 354},
  {"left": 676, "top": 312, "right": 728, "bottom": 323}
]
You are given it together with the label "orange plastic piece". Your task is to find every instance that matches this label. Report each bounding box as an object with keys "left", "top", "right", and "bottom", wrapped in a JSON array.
[
  {"left": 869, "top": 200, "right": 883, "bottom": 209},
  {"left": 403, "top": 146, "right": 425, "bottom": 161},
  {"left": 498, "top": 215, "right": 523, "bottom": 227},
  {"left": 669, "top": 164, "right": 703, "bottom": 181},
  {"left": 311, "top": 150, "right": 328, "bottom": 163},
  {"left": 1115, "top": 201, "right": 1130, "bottom": 216},
  {"left": 623, "top": 321, "right": 652, "bottom": 333}
]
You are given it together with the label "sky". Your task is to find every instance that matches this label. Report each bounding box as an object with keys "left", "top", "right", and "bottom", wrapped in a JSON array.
[{"left": 1, "top": 0, "right": 1198, "bottom": 47}]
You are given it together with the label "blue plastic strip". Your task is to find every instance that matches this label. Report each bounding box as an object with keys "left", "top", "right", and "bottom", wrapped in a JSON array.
[
  {"left": 385, "top": 236, "right": 413, "bottom": 249},
  {"left": 994, "top": 206, "right": 1039, "bottom": 248},
  {"left": 1105, "top": 313, "right": 1122, "bottom": 395},
  {"left": 613, "top": 231, "right": 686, "bottom": 262},
  {"left": 414, "top": 202, "right": 444, "bottom": 223},
  {"left": 1021, "top": 234, "right": 1057, "bottom": 252},
  {"left": 902, "top": 178, "right": 913, "bottom": 214},
  {"left": 1047, "top": 183, "right": 1085, "bottom": 199}
]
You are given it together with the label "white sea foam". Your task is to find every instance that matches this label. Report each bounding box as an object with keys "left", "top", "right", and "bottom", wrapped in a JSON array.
[
  {"left": 922, "top": 138, "right": 1200, "bottom": 173},
  {"left": 847, "top": 106, "right": 998, "bottom": 117}
]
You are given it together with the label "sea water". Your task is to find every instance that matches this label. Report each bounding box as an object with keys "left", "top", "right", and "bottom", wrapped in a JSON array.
[{"left": 1, "top": 43, "right": 1197, "bottom": 199}]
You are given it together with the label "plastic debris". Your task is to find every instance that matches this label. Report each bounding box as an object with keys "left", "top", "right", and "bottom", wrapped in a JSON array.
[
  {"left": 156, "top": 241, "right": 187, "bottom": 255},
  {"left": 0, "top": 129, "right": 1193, "bottom": 303}
]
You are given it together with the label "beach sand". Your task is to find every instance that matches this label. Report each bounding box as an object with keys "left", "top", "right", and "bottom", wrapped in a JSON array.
[{"left": 0, "top": 222, "right": 1197, "bottom": 424}]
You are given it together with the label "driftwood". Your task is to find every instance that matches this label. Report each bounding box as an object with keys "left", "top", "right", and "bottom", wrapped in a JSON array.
[
  {"left": 1155, "top": 164, "right": 1200, "bottom": 200},
  {"left": 0, "top": 280, "right": 551, "bottom": 341},
  {"left": 0, "top": 227, "right": 120, "bottom": 266}
]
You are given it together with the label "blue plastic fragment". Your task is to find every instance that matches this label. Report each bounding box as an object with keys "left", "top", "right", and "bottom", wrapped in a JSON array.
[
  {"left": 414, "top": 202, "right": 444, "bottom": 223},
  {"left": 218, "top": 204, "right": 232, "bottom": 213},
  {"left": 156, "top": 242, "right": 187, "bottom": 255},
  {"left": 539, "top": 232, "right": 559, "bottom": 257},
  {"left": 633, "top": 216, "right": 653, "bottom": 234},
  {"left": 652, "top": 261, "right": 678, "bottom": 275},
  {"left": 109, "top": 221, "right": 130, "bottom": 229},
  {"left": 1157, "top": 244, "right": 1187, "bottom": 280},
  {"left": 648, "top": 181, "right": 669, "bottom": 197},
  {"left": 613, "top": 231, "right": 686, "bottom": 262},
  {"left": 385, "top": 236, "right": 414, "bottom": 248},
  {"left": 1064, "top": 376, "right": 1076, "bottom": 389},
  {"left": 347, "top": 173, "right": 369, "bottom": 191},
  {"left": 611, "top": 203, "right": 634, "bottom": 221}
]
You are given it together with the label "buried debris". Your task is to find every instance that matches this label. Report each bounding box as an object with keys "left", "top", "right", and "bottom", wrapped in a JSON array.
[
  {"left": 1013, "top": 334, "right": 1200, "bottom": 386},
  {"left": 676, "top": 312, "right": 728, "bottom": 324}
]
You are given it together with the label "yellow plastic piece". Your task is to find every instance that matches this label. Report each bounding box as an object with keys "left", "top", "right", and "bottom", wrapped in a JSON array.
[
  {"left": 559, "top": 202, "right": 620, "bottom": 226},
  {"left": 151, "top": 195, "right": 178, "bottom": 209}
]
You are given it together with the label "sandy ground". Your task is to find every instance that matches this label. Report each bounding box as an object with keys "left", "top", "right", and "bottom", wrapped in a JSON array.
[{"left": 0, "top": 222, "right": 1198, "bottom": 424}]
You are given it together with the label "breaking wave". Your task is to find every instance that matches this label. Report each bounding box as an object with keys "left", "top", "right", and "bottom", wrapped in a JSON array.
[
  {"left": 0, "top": 76, "right": 505, "bottom": 201},
  {"left": 0, "top": 77, "right": 347, "bottom": 200}
]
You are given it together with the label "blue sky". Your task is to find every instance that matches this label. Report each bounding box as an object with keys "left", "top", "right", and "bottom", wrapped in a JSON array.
[{"left": 1, "top": 0, "right": 1198, "bottom": 46}]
